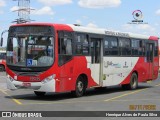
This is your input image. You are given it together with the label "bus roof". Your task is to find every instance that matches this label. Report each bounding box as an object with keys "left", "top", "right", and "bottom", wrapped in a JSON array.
[
  {"left": 10, "top": 23, "right": 159, "bottom": 40},
  {"left": 68, "top": 24, "right": 158, "bottom": 40}
]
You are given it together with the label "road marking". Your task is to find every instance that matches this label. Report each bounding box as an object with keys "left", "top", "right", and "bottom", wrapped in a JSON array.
[
  {"left": 24, "top": 97, "right": 160, "bottom": 105},
  {"left": 22, "top": 98, "right": 160, "bottom": 105},
  {"left": 0, "top": 89, "right": 22, "bottom": 105},
  {"left": 0, "top": 89, "right": 8, "bottom": 94},
  {"left": 12, "top": 99, "right": 22, "bottom": 105},
  {"left": 104, "top": 88, "right": 147, "bottom": 102},
  {"left": 24, "top": 100, "right": 103, "bottom": 105},
  {"left": 0, "top": 81, "right": 159, "bottom": 105},
  {"left": 104, "top": 82, "right": 160, "bottom": 102},
  {"left": 7, "top": 82, "right": 160, "bottom": 105},
  {"left": 112, "top": 99, "right": 160, "bottom": 102}
]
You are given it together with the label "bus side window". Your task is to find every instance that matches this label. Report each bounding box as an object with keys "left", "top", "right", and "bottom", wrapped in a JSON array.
[
  {"left": 75, "top": 33, "right": 89, "bottom": 55},
  {"left": 104, "top": 36, "right": 118, "bottom": 56},
  {"left": 154, "top": 41, "right": 158, "bottom": 57},
  {"left": 131, "top": 39, "right": 143, "bottom": 56},
  {"left": 119, "top": 38, "right": 131, "bottom": 56},
  {"left": 58, "top": 31, "right": 73, "bottom": 66}
]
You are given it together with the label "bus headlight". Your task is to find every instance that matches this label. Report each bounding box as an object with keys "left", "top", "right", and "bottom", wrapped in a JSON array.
[
  {"left": 41, "top": 74, "right": 56, "bottom": 84},
  {"left": 6, "top": 74, "right": 10, "bottom": 78},
  {"left": 7, "top": 74, "right": 16, "bottom": 82},
  {"left": 10, "top": 77, "right": 14, "bottom": 82},
  {"left": 9, "top": 76, "right": 14, "bottom": 82}
]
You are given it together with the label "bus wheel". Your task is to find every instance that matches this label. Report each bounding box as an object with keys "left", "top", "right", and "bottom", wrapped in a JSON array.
[
  {"left": 0, "top": 65, "right": 4, "bottom": 71},
  {"left": 122, "top": 73, "right": 138, "bottom": 90},
  {"left": 34, "top": 91, "right": 46, "bottom": 96},
  {"left": 72, "top": 76, "right": 86, "bottom": 97}
]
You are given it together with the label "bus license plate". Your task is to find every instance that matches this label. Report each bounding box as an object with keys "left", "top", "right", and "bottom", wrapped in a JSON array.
[{"left": 22, "top": 83, "right": 31, "bottom": 87}]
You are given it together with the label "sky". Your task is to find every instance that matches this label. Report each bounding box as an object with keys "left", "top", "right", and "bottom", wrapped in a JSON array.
[{"left": 0, "top": 0, "right": 160, "bottom": 47}]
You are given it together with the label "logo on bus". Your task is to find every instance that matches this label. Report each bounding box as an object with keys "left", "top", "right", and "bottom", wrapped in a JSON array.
[
  {"left": 104, "top": 61, "right": 121, "bottom": 68},
  {"left": 123, "top": 61, "right": 128, "bottom": 68}
]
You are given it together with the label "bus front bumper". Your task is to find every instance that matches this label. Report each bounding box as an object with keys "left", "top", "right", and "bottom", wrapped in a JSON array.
[{"left": 6, "top": 77, "right": 56, "bottom": 92}]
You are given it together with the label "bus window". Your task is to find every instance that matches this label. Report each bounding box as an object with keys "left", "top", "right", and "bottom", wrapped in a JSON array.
[
  {"left": 154, "top": 41, "right": 158, "bottom": 57},
  {"left": 58, "top": 31, "right": 73, "bottom": 66},
  {"left": 75, "top": 33, "right": 89, "bottom": 55},
  {"left": 104, "top": 36, "right": 118, "bottom": 56},
  {"left": 119, "top": 38, "right": 131, "bottom": 56},
  {"left": 131, "top": 39, "right": 143, "bottom": 56}
]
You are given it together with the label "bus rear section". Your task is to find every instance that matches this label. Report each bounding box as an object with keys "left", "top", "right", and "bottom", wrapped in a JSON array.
[
  {"left": 5, "top": 23, "right": 159, "bottom": 97},
  {"left": 0, "top": 51, "right": 6, "bottom": 71},
  {"left": 117, "top": 36, "right": 159, "bottom": 89},
  {"left": 88, "top": 33, "right": 159, "bottom": 90}
]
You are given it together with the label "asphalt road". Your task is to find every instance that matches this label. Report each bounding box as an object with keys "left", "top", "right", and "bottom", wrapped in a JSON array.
[{"left": 0, "top": 71, "right": 160, "bottom": 120}]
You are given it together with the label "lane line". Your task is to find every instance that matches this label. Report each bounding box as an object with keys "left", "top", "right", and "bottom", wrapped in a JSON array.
[
  {"left": 0, "top": 89, "right": 22, "bottom": 105},
  {"left": 104, "top": 82, "right": 160, "bottom": 102},
  {"left": 12, "top": 99, "right": 23, "bottom": 105},
  {"left": 112, "top": 99, "right": 160, "bottom": 102},
  {"left": 104, "top": 88, "right": 147, "bottom": 102},
  {"left": 0, "top": 89, "right": 9, "bottom": 95},
  {"left": 24, "top": 97, "right": 160, "bottom": 105},
  {"left": 0, "top": 81, "right": 159, "bottom": 105},
  {"left": 24, "top": 100, "right": 102, "bottom": 105},
  {"left": 29, "top": 83, "right": 160, "bottom": 105}
]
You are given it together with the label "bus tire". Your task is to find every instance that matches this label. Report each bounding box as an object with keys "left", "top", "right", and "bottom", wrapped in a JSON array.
[
  {"left": 0, "top": 65, "right": 5, "bottom": 71},
  {"left": 122, "top": 72, "right": 138, "bottom": 90},
  {"left": 72, "top": 76, "right": 86, "bottom": 97},
  {"left": 34, "top": 91, "right": 46, "bottom": 96}
]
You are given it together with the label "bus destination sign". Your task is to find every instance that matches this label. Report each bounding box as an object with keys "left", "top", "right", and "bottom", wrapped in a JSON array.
[{"left": 105, "top": 31, "right": 129, "bottom": 37}]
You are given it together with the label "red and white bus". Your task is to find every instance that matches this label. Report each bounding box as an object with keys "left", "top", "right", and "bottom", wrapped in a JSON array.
[
  {"left": 0, "top": 50, "right": 6, "bottom": 71},
  {"left": 4, "top": 23, "right": 159, "bottom": 97}
]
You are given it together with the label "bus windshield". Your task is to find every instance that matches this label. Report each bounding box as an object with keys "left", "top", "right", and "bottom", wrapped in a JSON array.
[{"left": 6, "top": 26, "right": 54, "bottom": 69}]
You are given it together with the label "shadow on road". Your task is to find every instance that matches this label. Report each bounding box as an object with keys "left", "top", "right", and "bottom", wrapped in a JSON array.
[{"left": 5, "top": 85, "right": 152, "bottom": 101}]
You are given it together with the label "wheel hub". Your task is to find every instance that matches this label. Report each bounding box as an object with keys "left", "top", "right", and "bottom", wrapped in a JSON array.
[
  {"left": 77, "top": 81, "right": 83, "bottom": 92},
  {"left": 132, "top": 76, "right": 136, "bottom": 88}
]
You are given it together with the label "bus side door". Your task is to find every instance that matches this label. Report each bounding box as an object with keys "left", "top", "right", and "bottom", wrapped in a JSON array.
[
  {"left": 58, "top": 31, "right": 74, "bottom": 91},
  {"left": 146, "top": 42, "right": 154, "bottom": 80},
  {"left": 90, "top": 38, "right": 102, "bottom": 86}
]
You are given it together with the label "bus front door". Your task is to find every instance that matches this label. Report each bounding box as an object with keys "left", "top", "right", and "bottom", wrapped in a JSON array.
[
  {"left": 146, "top": 43, "right": 154, "bottom": 80},
  {"left": 90, "top": 38, "right": 102, "bottom": 86}
]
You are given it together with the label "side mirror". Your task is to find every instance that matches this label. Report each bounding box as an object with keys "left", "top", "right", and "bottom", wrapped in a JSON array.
[
  {"left": 0, "top": 37, "right": 3, "bottom": 47},
  {"left": 1, "top": 30, "right": 8, "bottom": 47}
]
